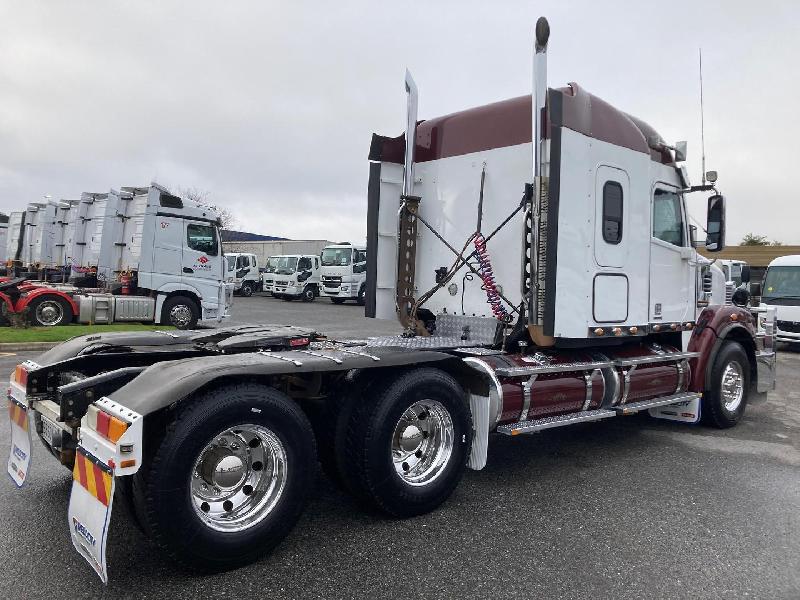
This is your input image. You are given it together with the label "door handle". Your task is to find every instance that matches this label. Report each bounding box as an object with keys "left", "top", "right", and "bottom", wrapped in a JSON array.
[{"left": 183, "top": 267, "right": 194, "bottom": 273}]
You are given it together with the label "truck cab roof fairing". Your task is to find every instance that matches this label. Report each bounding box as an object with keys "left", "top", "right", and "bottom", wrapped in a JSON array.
[{"left": 369, "top": 83, "right": 674, "bottom": 166}]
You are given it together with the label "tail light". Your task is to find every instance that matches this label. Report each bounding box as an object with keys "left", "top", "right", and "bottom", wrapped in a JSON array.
[{"left": 85, "top": 404, "right": 129, "bottom": 443}]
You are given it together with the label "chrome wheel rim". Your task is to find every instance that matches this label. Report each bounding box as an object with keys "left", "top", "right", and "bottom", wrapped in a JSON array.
[
  {"left": 36, "top": 301, "right": 63, "bottom": 326},
  {"left": 391, "top": 399, "right": 454, "bottom": 486},
  {"left": 721, "top": 360, "right": 745, "bottom": 412},
  {"left": 169, "top": 304, "right": 192, "bottom": 328},
  {"left": 190, "top": 424, "right": 288, "bottom": 532}
]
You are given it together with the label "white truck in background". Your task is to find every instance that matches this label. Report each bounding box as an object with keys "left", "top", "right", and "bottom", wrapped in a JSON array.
[
  {"left": 320, "top": 243, "right": 367, "bottom": 305},
  {"left": 0, "top": 183, "right": 232, "bottom": 328},
  {"left": 0, "top": 213, "right": 8, "bottom": 271},
  {"left": 271, "top": 254, "right": 321, "bottom": 301},
  {"left": 759, "top": 255, "right": 800, "bottom": 344},
  {"left": 225, "top": 252, "right": 261, "bottom": 297},
  {"left": 261, "top": 255, "right": 281, "bottom": 294}
]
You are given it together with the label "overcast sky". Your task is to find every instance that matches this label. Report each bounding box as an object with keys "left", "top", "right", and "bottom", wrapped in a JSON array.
[{"left": 1, "top": 1, "right": 798, "bottom": 244}]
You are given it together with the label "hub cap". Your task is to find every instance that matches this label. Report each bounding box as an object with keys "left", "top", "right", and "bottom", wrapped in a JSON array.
[
  {"left": 391, "top": 400, "right": 454, "bottom": 486},
  {"left": 190, "top": 425, "right": 287, "bottom": 532},
  {"left": 721, "top": 360, "right": 745, "bottom": 412},
  {"left": 169, "top": 304, "right": 192, "bottom": 328},
  {"left": 36, "top": 301, "right": 63, "bottom": 326}
]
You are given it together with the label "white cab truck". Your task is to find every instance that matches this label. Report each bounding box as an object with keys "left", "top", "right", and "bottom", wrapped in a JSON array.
[
  {"left": 6, "top": 18, "right": 776, "bottom": 583},
  {"left": 0, "top": 213, "right": 8, "bottom": 270},
  {"left": 759, "top": 255, "right": 800, "bottom": 343},
  {"left": 271, "top": 254, "right": 321, "bottom": 301},
  {"left": 225, "top": 252, "right": 261, "bottom": 297},
  {"left": 0, "top": 183, "right": 233, "bottom": 328},
  {"left": 320, "top": 243, "right": 367, "bottom": 304},
  {"left": 260, "top": 255, "right": 281, "bottom": 294}
]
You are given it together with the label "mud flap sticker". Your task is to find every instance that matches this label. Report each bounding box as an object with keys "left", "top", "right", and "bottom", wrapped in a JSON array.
[
  {"left": 68, "top": 448, "right": 114, "bottom": 584},
  {"left": 649, "top": 396, "right": 701, "bottom": 424},
  {"left": 6, "top": 398, "right": 32, "bottom": 487}
]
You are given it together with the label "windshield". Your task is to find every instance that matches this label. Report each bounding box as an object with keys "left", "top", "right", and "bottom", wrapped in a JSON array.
[
  {"left": 321, "top": 247, "right": 352, "bottom": 266},
  {"left": 763, "top": 266, "right": 800, "bottom": 299},
  {"left": 265, "top": 257, "right": 279, "bottom": 273},
  {"left": 275, "top": 256, "right": 298, "bottom": 274},
  {"left": 225, "top": 256, "right": 236, "bottom": 271}
]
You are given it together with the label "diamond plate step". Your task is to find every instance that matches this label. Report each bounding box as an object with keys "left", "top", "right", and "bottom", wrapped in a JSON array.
[
  {"left": 497, "top": 409, "right": 616, "bottom": 436},
  {"left": 614, "top": 392, "right": 701, "bottom": 415}
]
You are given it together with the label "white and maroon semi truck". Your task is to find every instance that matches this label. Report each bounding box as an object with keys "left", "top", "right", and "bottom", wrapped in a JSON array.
[
  {"left": 0, "top": 184, "right": 232, "bottom": 329},
  {"left": 6, "top": 18, "right": 776, "bottom": 583}
]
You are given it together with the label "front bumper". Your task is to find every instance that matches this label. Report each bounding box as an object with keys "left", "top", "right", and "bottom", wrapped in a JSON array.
[
  {"left": 273, "top": 284, "right": 300, "bottom": 295},
  {"left": 321, "top": 285, "right": 352, "bottom": 298}
]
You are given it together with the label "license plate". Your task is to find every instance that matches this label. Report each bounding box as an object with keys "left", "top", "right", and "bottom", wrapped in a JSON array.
[{"left": 40, "top": 415, "right": 61, "bottom": 448}]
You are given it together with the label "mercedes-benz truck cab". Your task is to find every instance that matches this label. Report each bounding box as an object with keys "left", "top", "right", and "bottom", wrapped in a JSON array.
[
  {"left": 320, "top": 243, "right": 367, "bottom": 305},
  {"left": 760, "top": 255, "right": 800, "bottom": 343},
  {"left": 271, "top": 254, "right": 321, "bottom": 301}
]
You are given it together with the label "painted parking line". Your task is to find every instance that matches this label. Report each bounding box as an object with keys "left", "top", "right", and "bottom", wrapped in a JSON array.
[{"left": 0, "top": 352, "right": 18, "bottom": 357}]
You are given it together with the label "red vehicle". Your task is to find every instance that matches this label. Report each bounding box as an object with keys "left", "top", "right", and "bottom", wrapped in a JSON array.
[{"left": 7, "top": 18, "right": 776, "bottom": 583}]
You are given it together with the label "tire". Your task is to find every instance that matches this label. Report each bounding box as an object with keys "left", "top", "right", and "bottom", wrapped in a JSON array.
[
  {"left": 341, "top": 368, "right": 472, "bottom": 518},
  {"left": 702, "top": 341, "right": 751, "bottom": 428},
  {"left": 133, "top": 383, "right": 316, "bottom": 571},
  {"left": 28, "top": 295, "right": 73, "bottom": 326},
  {"left": 330, "top": 297, "right": 346, "bottom": 305},
  {"left": 241, "top": 282, "right": 253, "bottom": 297},
  {"left": 161, "top": 295, "right": 199, "bottom": 330},
  {"left": 357, "top": 285, "right": 366, "bottom": 306},
  {"left": 301, "top": 286, "right": 315, "bottom": 302}
]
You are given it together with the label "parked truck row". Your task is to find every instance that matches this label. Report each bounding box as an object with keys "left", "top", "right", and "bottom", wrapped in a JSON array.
[
  {"left": 1, "top": 184, "right": 232, "bottom": 328},
  {"left": 7, "top": 17, "right": 777, "bottom": 585}
]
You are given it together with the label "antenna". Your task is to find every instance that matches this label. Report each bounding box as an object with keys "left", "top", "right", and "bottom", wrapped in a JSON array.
[{"left": 699, "top": 48, "right": 706, "bottom": 186}]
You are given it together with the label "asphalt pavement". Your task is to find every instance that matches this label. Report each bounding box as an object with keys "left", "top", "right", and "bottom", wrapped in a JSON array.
[{"left": 1, "top": 295, "right": 799, "bottom": 599}]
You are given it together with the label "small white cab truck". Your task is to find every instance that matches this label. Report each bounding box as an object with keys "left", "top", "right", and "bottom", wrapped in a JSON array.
[
  {"left": 0, "top": 183, "right": 233, "bottom": 329},
  {"left": 260, "top": 255, "right": 281, "bottom": 294},
  {"left": 271, "top": 254, "right": 321, "bottom": 301},
  {"left": 6, "top": 18, "right": 777, "bottom": 583},
  {"left": 225, "top": 252, "right": 261, "bottom": 297},
  {"left": 320, "top": 242, "right": 367, "bottom": 304},
  {"left": 758, "top": 255, "right": 800, "bottom": 344}
]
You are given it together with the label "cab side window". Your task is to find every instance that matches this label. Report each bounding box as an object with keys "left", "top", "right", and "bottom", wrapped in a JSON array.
[
  {"left": 652, "top": 190, "right": 685, "bottom": 246},
  {"left": 298, "top": 257, "right": 311, "bottom": 271},
  {"left": 602, "top": 181, "right": 623, "bottom": 244},
  {"left": 187, "top": 224, "right": 218, "bottom": 255}
]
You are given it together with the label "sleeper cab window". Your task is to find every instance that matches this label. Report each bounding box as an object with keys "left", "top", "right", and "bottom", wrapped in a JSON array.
[
  {"left": 652, "top": 190, "right": 685, "bottom": 246},
  {"left": 187, "top": 223, "right": 219, "bottom": 256},
  {"left": 602, "top": 181, "right": 623, "bottom": 244}
]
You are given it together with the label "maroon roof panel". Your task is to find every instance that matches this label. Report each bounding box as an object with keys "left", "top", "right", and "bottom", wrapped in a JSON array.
[{"left": 369, "top": 84, "right": 673, "bottom": 166}]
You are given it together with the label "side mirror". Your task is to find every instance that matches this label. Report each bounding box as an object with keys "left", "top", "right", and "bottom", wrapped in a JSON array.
[
  {"left": 741, "top": 264, "right": 751, "bottom": 284},
  {"left": 705, "top": 194, "right": 726, "bottom": 252},
  {"left": 750, "top": 281, "right": 762, "bottom": 299}
]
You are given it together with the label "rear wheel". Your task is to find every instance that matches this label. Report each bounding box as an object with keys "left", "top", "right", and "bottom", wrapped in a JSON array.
[
  {"left": 702, "top": 341, "right": 750, "bottom": 428},
  {"left": 28, "top": 296, "right": 73, "bottom": 326},
  {"left": 161, "top": 295, "right": 199, "bottom": 330},
  {"left": 134, "top": 384, "right": 315, "bottom": 571},
  {"left": 341, "top": 368, "right": 472, "bottom": 517},
  {"left": 357, "top": 285, "right": 366, "bottom": 306},
  {"left": 330, "top": 297, "right": 345, "bottom": 305}
]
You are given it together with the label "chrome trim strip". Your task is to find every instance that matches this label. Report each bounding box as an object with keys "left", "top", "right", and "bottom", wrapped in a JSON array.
[
  {"left": 582, "top": 370, "right": 598, "bottom": 411},
  {"left": 520, "top": 375, "right": 537, "bottom": 422},
  {"left": 257, "top": 351, "right": 302, "bottom": 367},
  {"left": 298, "top": 350, "right": 344, "bottom": 364},
  {"left": 495, "top": 360, "right": 614, "bottom": 377},
  {"left": 619, "top": 365, "right": 637, "bottom": 406}
]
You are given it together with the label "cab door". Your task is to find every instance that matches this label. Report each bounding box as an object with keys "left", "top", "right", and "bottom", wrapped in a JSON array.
[
  {"left": 152, "top": 215, "right": 183, "bottom": 279},
  {"left": 183, "top": 221, "right": 221, "bottom": 290},
  {"left": 649, "top": 186, "right": 694, "bottom": 324}
]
